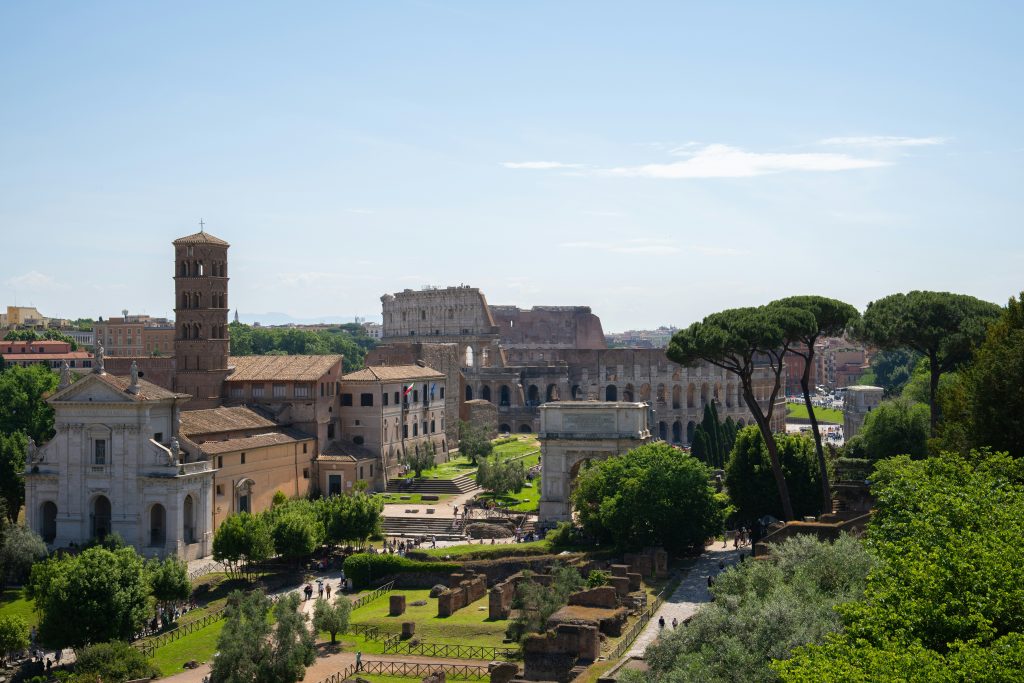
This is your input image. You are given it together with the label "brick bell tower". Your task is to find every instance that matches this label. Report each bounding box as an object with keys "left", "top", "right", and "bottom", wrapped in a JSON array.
[{"left": 173, "top": 228, "right": 231, "bottom": 409}]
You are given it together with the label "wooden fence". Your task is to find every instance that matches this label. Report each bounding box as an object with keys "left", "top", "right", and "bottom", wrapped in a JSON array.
[
  {"left": 132, "top": 607, "right": 227, "bottom": 657},
  {"left": 350, "top": 579, "right": 395, "bottom": 610},
  {"left": 313, "top": 659, "right": 492, "bottom": 683},
  {"left": 382, "top": 638, "right": 517, "bottom": 661}
]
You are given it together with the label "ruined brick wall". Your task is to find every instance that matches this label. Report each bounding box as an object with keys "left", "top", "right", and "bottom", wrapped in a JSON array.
[
  {"left": 437, "top": 572, "right": 487, "bottom": 617},
  {"left": 490, "top": 306, "right": 606, "bottom": 350},
  {"left": 464, "top": 399, "right": 498, "bottom": 438},
  {"left": 522, "top": 624, "right": 600, "bottom": 682}
]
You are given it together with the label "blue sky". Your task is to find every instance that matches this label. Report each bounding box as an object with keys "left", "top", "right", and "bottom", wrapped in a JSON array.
[{"left": 1, "top": 2, "right": 1021, "bottom": 330}]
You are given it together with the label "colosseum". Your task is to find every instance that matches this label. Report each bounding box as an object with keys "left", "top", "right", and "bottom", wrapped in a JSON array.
[{"left": 367, "top": 286, "right": 784, "bottom": 445}]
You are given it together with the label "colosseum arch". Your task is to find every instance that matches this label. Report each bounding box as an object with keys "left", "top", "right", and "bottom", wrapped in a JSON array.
[
  {"left": 700, "top": 383, "right": 709, "bottom": 407},
  {"left": 622, "top": 383, "right": 634, "bottom": 402},
  {"left": 639, "top": 383, "right": 651, "bottom": 401},
  {"left": 686, "top": 420, "right": 696, "bottom": 443},
  {"left": 658, "top": 421, "right": 668, "bottom": 441},
  {"left": 499, "top": 385, "right": 511, "bottom": 406},
  {"left": 605, "top": 385, "right": 617, "bottom": 401},
  {"left": 656, "top": 383, "right": 666, "bottom": 404},
  {"left": 528, "top": 385, "right": 540, "bottom": 405},
  {"left": 546, "top": 384, "right": 560, "bottom": 402},
  {"left": 687, "top": 384, "right": 696, "bottom": 409},
  {"left": 481, "top": 385, "right": 492, "bottom": 402},
  {"left": 672, "top": 385, "right": 681, "bottom": 409},
  {"left": 672, "top": 420, "right": 682, "bottom": 443},
  {"left": 465, "top": 385, "right": 474, "bottom": 401}
]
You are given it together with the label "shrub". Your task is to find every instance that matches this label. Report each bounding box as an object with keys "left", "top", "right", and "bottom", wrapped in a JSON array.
[
  {"left": 74, "top": 640, "right": 160, "bottom": 682},
  {"left": 342, "top": 553, "right": 458, "bottom": 589}
]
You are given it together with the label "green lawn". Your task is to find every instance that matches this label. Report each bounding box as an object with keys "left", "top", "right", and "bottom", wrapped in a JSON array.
[
  {"left": 478, "top": 477, "right": 540, "bottom": 513},
  {"left": 786, "top": 402, "right": 844, "bottom": 424},
  {"left": 0, "top": 587, "right": 38, "bottom": 628},
  {"left": 349, "top": 589, "right": 508, "bottom": 647},
  {"left": 397, "top": 456, "right": 477, "bottom": 480},
  {"left": 492, "top": 437, "right": 539, "bottom": 459},
  {"left": 152, "top": 618, "right": 226, "bottom": 676},
  {"left": 377, "top": 493, "right": 453, "bottom": 505}
]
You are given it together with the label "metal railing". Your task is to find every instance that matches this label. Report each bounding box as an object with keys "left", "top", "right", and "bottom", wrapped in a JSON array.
[
  {"left": 350, "top": 580, "right": 395, "bottom": 610},
  {"left": 132, "top": 606, "right": 227, "bottom": 657},
  {"left": 314, "top": 659, "right": 492, "bottom": 683},
  {"left": 382, "top": 638, "right": 517, "bottom": 661}
]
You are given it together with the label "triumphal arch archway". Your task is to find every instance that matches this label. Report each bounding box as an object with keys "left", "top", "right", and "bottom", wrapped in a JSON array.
[{"left": 538, "top": 401, "right": 652, "bottom": 524}]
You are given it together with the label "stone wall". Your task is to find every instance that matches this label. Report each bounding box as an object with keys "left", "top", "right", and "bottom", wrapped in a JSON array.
[
  {"left": 490, "top": 305, "right": 607, "bottom": 350},
  {"left": 437, "top": 571, "right": 488, "bottom": 617},
  {"left": 522, "top": 624, "right": 600, "bottom": 682},
  {"left": 465, "top": 399, "right": 499, "bottom": 438},
  {"left": 488, "top": 572, "right": 555, "bottom": 620}
]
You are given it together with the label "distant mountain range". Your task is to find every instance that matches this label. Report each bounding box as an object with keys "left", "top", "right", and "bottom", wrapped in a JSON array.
[{"left": 238, "top": 312, "right": 381, "bottom": 326}]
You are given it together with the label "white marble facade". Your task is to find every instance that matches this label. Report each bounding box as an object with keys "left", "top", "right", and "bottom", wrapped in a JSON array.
[{"left": 24, "top": 369, "right": 214, "bottom": 560}]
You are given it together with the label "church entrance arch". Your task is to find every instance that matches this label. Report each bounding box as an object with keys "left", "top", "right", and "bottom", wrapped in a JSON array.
[
  {"left": 91, "top": 495, "right": 111, "bottom": 540},
  {"left": 150, "top": 504, "right": 166, "bottom": 546},
  {"left": 40, "top": 501, "right": 57, "bottom": 543}
]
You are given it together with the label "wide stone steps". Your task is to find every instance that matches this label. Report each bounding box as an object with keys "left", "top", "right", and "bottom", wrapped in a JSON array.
[
  {"left": 381, "top": 515, "right": 466, "bottom": 540},
  {"left": 385, "top": 473, "right": 479, "bottom": 496}
]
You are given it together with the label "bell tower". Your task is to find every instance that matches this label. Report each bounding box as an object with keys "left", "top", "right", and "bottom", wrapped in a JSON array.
[{"left": 173, "top": 228, "right": 230, "bottom": 409}]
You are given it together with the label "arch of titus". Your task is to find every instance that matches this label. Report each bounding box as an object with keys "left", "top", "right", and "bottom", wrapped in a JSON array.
[{"left": 537, "top": 401, "right": 652, "bottom": 523}]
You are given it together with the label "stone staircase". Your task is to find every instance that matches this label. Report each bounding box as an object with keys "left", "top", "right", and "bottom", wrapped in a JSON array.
[
  {"left": 385, "top": 473, "right": 479, "bottom": 496},
  {"left": 381, "top": 515, "right": 465, "bottom": 539}
]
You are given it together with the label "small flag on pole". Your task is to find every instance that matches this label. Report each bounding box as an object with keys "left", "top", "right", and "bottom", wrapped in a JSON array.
[
  {"left": 430, "top": 383, "right": 436, "bottom": 398},
  {"left": 403, "top": 383, "right": 415, "bottom": 397}
]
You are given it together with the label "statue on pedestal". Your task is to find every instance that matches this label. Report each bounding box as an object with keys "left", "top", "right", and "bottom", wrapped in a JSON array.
[{"left": 93, "top": 345, "right": 105, "bottom": 374}]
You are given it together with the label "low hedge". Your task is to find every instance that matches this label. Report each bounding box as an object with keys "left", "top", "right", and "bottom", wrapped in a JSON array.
[{"left": 343, "top": 553, "right": 458, "bottom": 589}]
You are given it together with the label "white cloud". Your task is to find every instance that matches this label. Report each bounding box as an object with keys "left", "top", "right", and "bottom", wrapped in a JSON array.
[
  {"left": 501, "top": 161, "right": 585, "bottom": 170},
  {"left": 602, "top": 144, "right": 887, "bottom": 179},
  {"left": 4, "top": 271, "right": 67, "bottom": 291},
  {"left": 818, "top": 135, "right": 948, "bottom": 147}
]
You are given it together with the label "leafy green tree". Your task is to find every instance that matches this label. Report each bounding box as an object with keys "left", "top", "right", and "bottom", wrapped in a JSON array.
[
  {"left": 690, "top": 427, "right": 711, "bottom": 464},
  {"left": 213, "top": 512, "right": 274, "bottom": 580},
  {"left": 0, "top": 614, "right": 28, "bottom": 664},
  {"left": 0, "top": 524, "right": 47, "bottom": 586},
  {"left": 773, "top": 296, "right": 860, "bottom": 514},
  {"left": 313, "top": 594, "right": 352, "bottom": 643},
  {"left": 0, "top": 363, "right": 58, "bottom": 444},
  {"left": 856, "top": 291, "right": 1000, "bottom": 435},
  {"left": 508, "top": 565, "right": 584, "bottom": 641},
  {"left": 726, "top": 426, "right": 820, "bottom": 522},
  {"left": 964, "top": 291, "right": 1024, "bottom": 458},
  {"left": 74, "top": 640, "right": 160, "bottom": 682},
  {"left": 628, "top": 535, "right": 872, "bottom": 683},
  {"left": 853, "top": 397, "right": 930, "bottom": 461},
  {"left": 211, "top": 590, "right": 273, "bottom": 683},
  {"left": 669, "top": 303, "right": 816, "bottom": 520},
  {"left": 458, "top": 420, "right": 493, "bottom": 464},
  {"left": 226, "top": 321, "right": 377, "bottom": 372},
  {"left": 29, "top": 546, "right": 150, "bottom": 649},
  {"left": 272, "top": 508, "right": 324, "bottom": 564},
  {"left": 319, "top": 492, "right": 383, "bottom": 546},
  {"left": 148, "top": 556, "right": 190, "bottom": 616},
  {"left": 272, "top": 490, "right": 289, "bottom": 507},
  {"left": 866, "top": 348, "right": 922, "bottom": 396},
  {"left": 265, "top": 592, "right": 317, "bottom": 681},
  {"left": 0, "top": 432, "right": 27, "bottom": 524},
  {"left": 774, "top": 450, "right": 1024, "bottom": 681},
  {"left": 403, "top": 441, "right": 436, "bottom": 477},
  {"left": 571, "top": 442, "right": 724, "bottom": 553},
  {"left": 476, "top": 456, "right": 526, "bottom": 498}
]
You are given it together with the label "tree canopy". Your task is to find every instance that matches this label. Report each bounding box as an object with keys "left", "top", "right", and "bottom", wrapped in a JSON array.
[
  {"left": 571, "top": 442, "right": 724, "bottom": 554},
  {"left": 846, "top": 397, "right": 930, "bottom": 461},
  {"left": 668, "top": 303, "right": 816, "bottom": 520},
  {"left": 29, "top": 545, "right": 151, "bottom": 649},
  {"left": 725, "top": 426, "right": 821, "bottom": 523},
  {"left": 458, "top": 420, "right": 493, "bottom": 464},
  {"left": 227, "top": 321, "right": 376, "bottom": 373},
  {"left": 775, "top": 449, "right": 1024, "bottom": 681},
  {"left": 856, "top": 291, "right": 1000, "bottom": 435}
]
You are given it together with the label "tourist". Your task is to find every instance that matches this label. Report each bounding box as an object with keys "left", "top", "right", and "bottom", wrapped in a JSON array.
[
  {"left": 431, "top": 535, "right": 437, "bottom": 548},
  {"left": 326, "top": 582, "right": 332, "bottom": 599},
  {"left": 453, "top": 505, "right": 458, "bottom": 518},
  {"left": 317, "top": 579, "right": 324, "bottom": 598},
  {"left": 355, "top": 651, "right": 362, "bottom": 671},
  {"left": 658, "top": 616, "right": 665, "bottom": 629},
  {"left": 671, "top": 617, "right": 678, "bottom": 629}
]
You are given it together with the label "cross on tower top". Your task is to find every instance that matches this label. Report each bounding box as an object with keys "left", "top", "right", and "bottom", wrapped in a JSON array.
[{"left": 199, "top": 218, "right": 205, "bottom": 231}]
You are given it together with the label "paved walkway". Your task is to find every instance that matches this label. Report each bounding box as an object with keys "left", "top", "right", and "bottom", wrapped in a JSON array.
[{"left": 624, "top": 543, "right": 743, "bottom": 658}]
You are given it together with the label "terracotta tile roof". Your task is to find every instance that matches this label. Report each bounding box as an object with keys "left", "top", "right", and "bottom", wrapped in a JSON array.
[
  {"left": 227, "top": 355, "right": 342, "bottom": 382},
  {"left": 342, "top": 364, "right": 443, "bottom": 382},
  {"left": 198, "top": 429, "right": 313, "bottom": 455},
  {"left": 319, "top": 438, "right": 379, "bottom": 461},
  {"left": 93, "top": 373, "right": 184, "bottom": 401},
  {"left": 2, "top": 352, "right": 93, "bottom": 361},
  {"left": 173, "top": 231, "right": 230, "bottom": 246},
  {"left": 179, "top": 406, "right": 277, "bottom": 437}
]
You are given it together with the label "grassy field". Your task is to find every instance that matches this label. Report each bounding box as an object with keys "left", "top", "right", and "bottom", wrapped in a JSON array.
[
  {"left": 397, "top": 456, "right": 476, "bottom": 480},
  {"left": 152, "top": 618, "right": 226, "bottom": 676},
  {"left": 478, "top": 478, "right": 540, "bottom": 513},
  {"left": 349, "top": 589, "right": 508, "bottom": 647},
  {"left": 491, "top": 437, "right": 539, "bottom": 459},
  {"left": 0, "top": 587, "right": 38, "bottom": 628},
  {"left": 786, "top": 402, "right": 844, "bottom": 424}
]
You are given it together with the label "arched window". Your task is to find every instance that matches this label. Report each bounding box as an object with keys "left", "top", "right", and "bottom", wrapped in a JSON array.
[
  {"left": 500, "top": 385, "right": 511, "bottom": 406},
  {"left": 700, "top": 383, "right": 709, "bottom": 407},
  {"left": 527, "top": 385, "right": 540, "bottom": 405},
  {"left": 481, "top": 385, "right": 492, "bottom": 402},
  {"left": 687, "top": 384, "right": 696, "bottom": 409},
  {"left": 659, "top": 422, "right": 668, "bottom": 441},
  {"left": 672, "top": 421, "right": 682, "bottom": 443},
  {"left": 686, "top": 420, "right": 696, "bottom": 444},
  {"left": 181, "top": 292, "right": 189, "bottom": 309},
  {"left": 546, "top": 384, "right": 560, "bottom": 402},
  {"left": 656, "top": 383, "right": 666, "bottom": 403},
  {"left": 623, "top": 384, "right": 634, "bottom": 402},
  {"left": 672, "top": 385, "right": 682, "bottom": 409},
  {"left": 150, "top": 504, "right": 166, "bottom": 546},
  {"left": 519, "top": 424, "right": 532, "bottom": 433},
  {"left": 465, "top": 385, "right": 473, "bottom": 401}
]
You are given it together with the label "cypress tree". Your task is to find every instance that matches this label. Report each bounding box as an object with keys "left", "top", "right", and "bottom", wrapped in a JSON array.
[
  {"left": 691, "top": 427, "right": 711, "bottom": 464},
  {"left": 702, "top": 405, "right": 720, "bottom": 468}
]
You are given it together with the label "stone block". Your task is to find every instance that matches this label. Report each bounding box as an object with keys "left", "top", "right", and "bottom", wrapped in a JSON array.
[
  {"left": 402, "top": 621, "right": 416, "bottom": 639},
  {"left": 608, "top": 576, "right": 630, "bottom": 596},
  {"left": 488, "top": 661, "right": 519, "bottom": 683},
  {"left": 567, "top": 586, "right": 618, "bottom": 609},
  {"left": 610, "top": 563, "right": 630, "bottom": 577},
  {"left": 626, "top": 572, "right": 642, "bottom": 591},
  {"left": 390, "top": 594, "right": 406, "bottom": 616}
]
